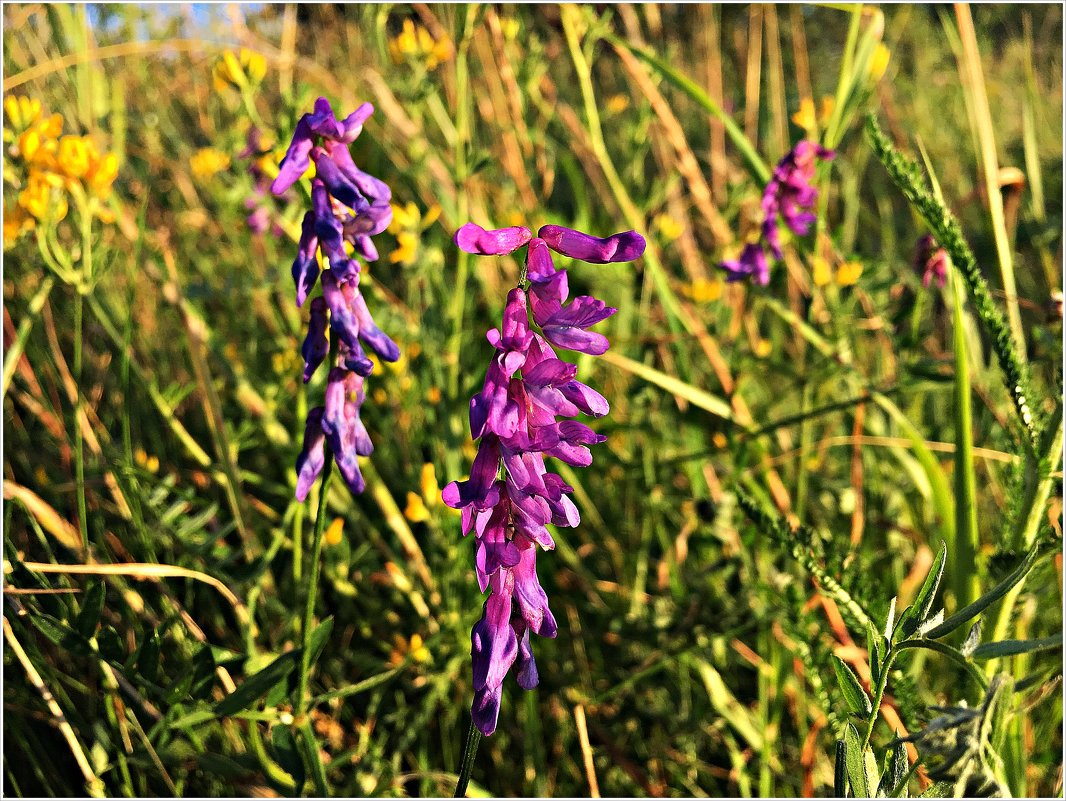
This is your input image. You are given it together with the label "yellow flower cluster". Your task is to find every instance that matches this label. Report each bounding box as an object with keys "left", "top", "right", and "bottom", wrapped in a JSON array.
[
  {"left": 387, "top": 200, "right": 440, "bottom": 267},
  {"left": 792, "top": 95, "right": 836, "bottom": 133},
  {"left": 404, "top": 462, "right": 442, "bottom": 523},
  {"left": 212, "top": 48, "right": 267, "bottom": 93},
  {"left": 190, "top": 147, "right": 231, "bottom": 179},
  {"left": 388, "top": 19, "right": 454, "bottom": 71},
  {"left": 811, "top": 256, "right": 864, "bottom": 288},
  {"left": 3, "top": 95, "right": 119, "bottom": 246}
]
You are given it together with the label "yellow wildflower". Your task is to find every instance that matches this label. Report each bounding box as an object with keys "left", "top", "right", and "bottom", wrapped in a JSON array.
[
  {"left": 792, "top": 97, "right": 817, "bottom": 131},
  {"left": 712, "top": 432, "right": 728, "bottom": 449},
  {"left": 754, "top": 338, "right": 773, "bottom": 358},
  {"left": 3, "top": 204, "right": 35, "bottom": 247},
  {"left": 420, "top": 463, "right": 439, "bottom": 507},
  {"left": 4, "top": 95, "right": 42, "bottom": 132},
  {"left": 499, "top": 17, "right": 520, "bottom": 41},
  {"left": 683, "top": 277, "right": 724, "bottom": 304},
  {"left": 811, "top": 256, "right": 832, "bottom": 287},
  {"left": 56, "top": 135, "right": 93, "bottom": 179},
  {"left": 213, "top": 48, "right": 267, "bottom": 93},
  {"left": 404, "top": 491, "right": 430, "bottom": 523},
  {"left": 836, "top": 261, "right": 863, "bottom": 287},
  {"left": 869, "top": 44, "right": 890, "bottom": 83},
  {"left": 388, "top": 201, "right": 420, "bottom": 232},
  {"left": 17, "top": 113, "right": 63, "bottom": 168},
  {"left": 605, "top": 94, "right": 630, "bottom": 114},
  {"left": 389, "top": 231, "right": 418, "bottom": 266},
  {"left": 652, "top": 213, "right": 684, "bottom": 242},
  {"left": 324, "top": 517, "right": 345, "bottom": 546},
  {"left": 189, "top": 147, "right": 231, "bottom": 179},
  {"left": 388, "top": 633, "right": 431, "bottom": 667},
  {"left": 388, "top": 19, "right": 453, "bottom": 71},
  {"left": 819, "top": 96, "right": 835, "bottom": 125},
  {"left": 86, "top": 151, "right": 119, "bottom": 199},
  {"left": 426, "top": 386, "right": 442, "bottom": 404},
  {"left": 19, "top": 172, "right": 67, "bottom": 221}
]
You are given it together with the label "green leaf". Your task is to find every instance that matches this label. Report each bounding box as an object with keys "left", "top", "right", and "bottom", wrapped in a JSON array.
[
  {"left": 307, "top": 616, "right": 334, "bottom": 670},
  {"left": 918, "top": 780, "right": 955, "bottom": 798},
  {"left": 214, "top": 651, "right": 300, "bottom": 717},
  {"left": 28, "top": 613, "right": 94, "bottom": 657},
  {"left": 834, "top": 656, "right": 873, "bottom": 716},
  {"left": 169, "top": 708, "right": 217, "bottom": 731},
  {"left": 972, "top": 634, "right": 1062, "bottom": 660},
  {"left": 97, "top": 625, "right": 125, "bottom": 663},
  {"left": 75, "top": 581, "right": 105, "bottom": 638},
  {"left": 136, "top": 630, "right": 161, "bottom": 684},
  {"left": 877, "top": 736, "right": 910, "bottom": 798},
  {"left": 921, "top": 545, "right": 1041, "bottom": 639},
  {"left": 897, "top": 542, "right": 947, "bottom": 638},
  {"left": 843, "top": 723, "right": 876, "bottom": 798},
  {"left": 271, "top": 725, "right": 306, "bottom": 793}
]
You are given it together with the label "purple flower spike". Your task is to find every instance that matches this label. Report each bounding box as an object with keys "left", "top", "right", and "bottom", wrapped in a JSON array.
[
  {"left": 538, "top": 225, "right": 646, "bottom": 264},
  {"left": 274, "top": 99, "right": 398, "bottom": 501},
  {"left": 717, "top": 139, "right": 833, "bottom": 285},
  {"left": 445, "top": 219, "right": 636, "bottom": 734},
  {"left": 916, "top": 234, "right": 948, "bottom": 289},
  {"left": 301, "top": 297, "right": 330, "bottom": 383},
  {"left": 455, "top": 222, "right": 533, "bottom": 256}
]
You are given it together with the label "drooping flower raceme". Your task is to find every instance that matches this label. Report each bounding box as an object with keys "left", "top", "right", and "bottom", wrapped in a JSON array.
[
  {"left": 275, "top": 98, "right": 398, "bottom": 499},
  {"left": 719, "top": 140, "right": 834, "bottom": 285},
  {"left": 444, "top": 222, "right": 645, "bottom": 736},
  {"left": 914, "top": 234, "right": 948, "bottom": 289}
]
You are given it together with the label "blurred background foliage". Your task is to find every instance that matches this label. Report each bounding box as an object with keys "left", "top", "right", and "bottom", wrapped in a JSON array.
[{"left": 2, "top": 3, "right": 1062, "bottom": 797}]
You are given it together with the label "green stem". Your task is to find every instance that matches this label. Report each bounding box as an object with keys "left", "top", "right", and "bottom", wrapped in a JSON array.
[
  {"left": 860, "top": 647, "right": 894, "bottom": 749},
  {"left": 296, "top": 454, "right": 334, "bottom": 717},
  {"left": 73, "top": 290, "right": 89, "bottom": 552},
  {"left": 2, "top": 275, "right": 55, "bottom": 398},
  {"left": 453, "top": 718, "right": 481, "bottom": 798}
]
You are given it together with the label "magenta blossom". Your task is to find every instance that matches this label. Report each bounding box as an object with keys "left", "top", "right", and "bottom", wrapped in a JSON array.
[
  {"left": 719, "top": 140, "right": 834, "bottom": 285},
  {"left": 915, "top": 234, "right": 948, "bottom": 289},
  {"left": 445, "top": 223, "right": 645, "bottom": 736},
  {"left": 280, "top": 98, "right": 397, "bottom": 500}
]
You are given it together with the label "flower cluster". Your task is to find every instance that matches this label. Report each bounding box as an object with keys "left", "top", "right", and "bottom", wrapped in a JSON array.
[
  {"left": 388, "top": 18, "right": 454, "bottom": 71},
  {"left": 3, "top": 95, "right": 118, "bottom": 246},
  {"left": 719, "top": 140, "right": 834, "bottom": 285},
  {"left": 277, "top": 98, "right": 397, "bottom": 499},
  {"left": 443, "top": 222, "right": 645, "bottom": 736},
  {"left": 914, "top": 234, "right": 948, "bottom": 289},
  {"left": 212, "top": 48, "right": 267, "bottom": 95},
  {"left": 238, "top": 126, "right": 284, "bottom": 237}
]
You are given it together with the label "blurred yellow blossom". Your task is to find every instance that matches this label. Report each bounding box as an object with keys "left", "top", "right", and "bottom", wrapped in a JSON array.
[
  {"left": 499, "top": 17, "right": 520, "bottom": 41},
  {"left": 19, "top": 172, "right": 67, "bottom": 221},
  {"left": 324, "top": 517, "right": 345, "bottom": 546},
  {"left": 836, "top": 261, "right": 863, "bottom": 286},
  {"left": 87, "top": 151, "right": 119, "bottom": 199},
  {"left": 190, "top": 147, "right": 231, "bottom": 179},
  {"left": 3, "top": 205, "right": 35, "bottom": 247},
  {"left": 404, "top": 492, "right": 430, "bottom": 523},
  {"left": 811, "top": 256, "right": 832, "bottom": 287},
  {"left": 712, "top": 432, "right": 728, "bottom": 449},
  {"left": 652, "top": 213, "right": 684, "bottom": 242},
  {"left": 605, "top": 94, "right": 630, "bottom": 114},
  {"left": 388, "top": 19, "right": 453, "bottom": 70},
  {"left": 683, "top": 277, "right": 724, "bottom": 304},
  {"left": 213, "top": 48, "right": 267, "bottom": 93},
  {"left": 56, "top": 135, "right": 93, "bottom": 179},
  {"left": 426, "top": 386, "right": 442, "bottom": 404},
  {"left": 792, "top": 95, "right": 836, "bottom": 132},
  {"left": 420, "top": 463, "right": 439, "bottom": 507},
  {"left": 388, "top": 633, "right": 431, "bottom": 667},
  {"left": 387, "top": 201, "right": 439, "bottom": 266},
  {"left": 869, "top": 44, "right": 891, "bottom": 83},
  {"left": 754, "top": 339, "right": 773, "bottom": 358},
  {"left": 4, "top": 95, "right": 41, "bottom": 133}
]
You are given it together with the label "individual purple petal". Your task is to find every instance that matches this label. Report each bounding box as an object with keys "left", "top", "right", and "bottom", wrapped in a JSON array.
[
  {"left": 311, "top": 180, "right": 353, "bottom": 276},
  {"left": 301, "top": 297, "right": 329, "bottom": 383},
  {"left": 455, "top": 222, "right": 532, "bottom": 256},
  {"left": 538, "top": 225, "right": 646, "bottom": 263},
  {"left": 271, "top": 118, "right": 314, "bottom": 195},
  {"left": 529, "top": 269, "right": 569, "bottom": 327},
  {"left": 321, "top": 368, "right": 373, "bottom": 495},
  {"left": 525, "top": 237, "right": 556, "bottom": 281},
  {"left": 540, "top": 296, "right": 616, "bottom": 355},
  {"left": 523, "top": 358, "right": 578, "bottom": 388},
  {"left": 442, "top": 436, "right": 502, "bottom": 512},
  {"left": 470, "top": 356, "right": 521, "bottom": 440},
  {"left": 327, "top": 143, "right": 392, "bottom": 204},
  {"left": 295, "top": 407, "right": 326, "bottom": 501},
  {"left": 719, "top": 242, "right": 769, "bottom": 286},
  {"left": 336, "top": 102, "right": 375, "bottom": 143},
  {"left": 305, "top": 97, "right": 345, "bottom": 139},
  {"left": 500, "top": 288, "right": 534, "bottom": 352},
  {"left": 471, "top": 684, "right": 504, "bottom": 737},
  {"left": 291, "top": 211, "right": 320, "bottom": 307},
  {"left": 321, "top": 271, "right": 361, "bottom": 354},
  {"left": 311, "top": 147, "right": 370, "bottom": 214},
  {"left": 350, "top": 234, "right": 378, "bottom": 262},
  {"left": 470, "top": 569, "right": 518, "bottom": 694},
  {"left": 350, "top": 291, "right": 400, "bottom": 362},
  {"left": 558, "top": 380, "right": 609, "bottom": 418},
  {"left": 511, "top": 545, "right": 557, "bottom": 637}
]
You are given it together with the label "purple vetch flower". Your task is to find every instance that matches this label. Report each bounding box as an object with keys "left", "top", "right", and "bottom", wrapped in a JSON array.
[
  {"left": 274, "top": 98, "right": 397, "bottom": 500},
  {"left": 444, "top": 222, "right": 645, "bottom": 736},
  {"left": 718, "top": 139, "right": 834, "bottom": 285},
  {"left": 239, "top": 126, "right": 284, "bottom": 238},
  {"left": 915, "top": 234, "right": 948, "bottom": 289}
]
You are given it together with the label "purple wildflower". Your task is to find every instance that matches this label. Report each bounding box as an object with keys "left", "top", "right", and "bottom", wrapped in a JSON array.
[
  {"left": 280, "top": 98, "right": 396, "bottom": 499},
  {"left": 718, "top": 140, "right": 834, "bottom": 285},
  {"left": 239, "top": 126, "right": 284, "bottom": 238},
  {"left": 444, "top": 222, "right": 645, "bottom": 736},
  {"left": 915, "top": 234, "right": 948, "bottom": 289}
]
